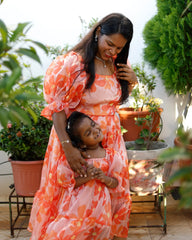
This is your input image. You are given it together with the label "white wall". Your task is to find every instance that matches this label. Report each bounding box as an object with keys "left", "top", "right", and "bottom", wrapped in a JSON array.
[{"left": 0, "top": 0, "right": 186, "bottom": 197}]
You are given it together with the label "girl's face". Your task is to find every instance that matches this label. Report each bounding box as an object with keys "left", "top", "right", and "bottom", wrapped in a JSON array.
[
  {"left": 97, "top": 32, "right": 127, "bottom": 60},
  {"left": 77, "top": 117, "right": 103, "bottom": 149}
]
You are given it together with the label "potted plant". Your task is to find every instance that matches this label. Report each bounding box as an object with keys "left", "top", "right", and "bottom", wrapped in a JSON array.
[
  {"left": 0, "top": 19, "right": 50, "bottom": 196},
  {"left": 118, "top": 64, "right": 167, "bottom": 195},
  {"left": 0, "top": 103, "right": 52, "bottom": 196},
  {"left": 118, "top": 63, "right": 163, "bottom": 143}
]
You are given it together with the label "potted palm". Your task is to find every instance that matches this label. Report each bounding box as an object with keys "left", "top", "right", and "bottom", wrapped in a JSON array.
[
  {"left": 0, "top": 103, "right": 52, "bottom": 196},
  {"left": 0, "top": 19, "right": 50, "bottom": 196}
]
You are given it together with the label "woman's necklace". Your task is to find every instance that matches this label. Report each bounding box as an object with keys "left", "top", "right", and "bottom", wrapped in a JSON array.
[{"left": 95, "top": 56, "right": 107, "bottom": 68}]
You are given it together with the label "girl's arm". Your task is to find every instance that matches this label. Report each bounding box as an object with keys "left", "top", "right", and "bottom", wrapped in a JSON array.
[{"left": 74, "top": 164, "right": 118, "bottom": 189}]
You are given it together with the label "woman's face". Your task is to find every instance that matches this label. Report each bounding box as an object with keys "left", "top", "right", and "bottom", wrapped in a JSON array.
[
  {"left": 77, "top": 117, "right": 103, "bottom": 149},
  {"left": 97, "top": 32, "right": 127, "bottom": 60}
]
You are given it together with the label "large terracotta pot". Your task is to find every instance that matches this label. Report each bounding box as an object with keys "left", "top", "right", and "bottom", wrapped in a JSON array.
[
  {"left": 118, "top": 107, "right": 163, "bottom": 141},
  {"left": 10, "top": 159, "right": 43, "bottom": 196}
]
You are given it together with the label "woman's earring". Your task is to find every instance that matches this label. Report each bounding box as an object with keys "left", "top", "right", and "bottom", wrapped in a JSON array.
[{"left": 95, "top": 35, "right": 98, "bottom": 42}]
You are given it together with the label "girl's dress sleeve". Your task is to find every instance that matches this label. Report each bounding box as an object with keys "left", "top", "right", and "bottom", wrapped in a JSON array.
[
  {"left": 107, "top": 149, "right": 128, "bottom": 194},
  {"left": 41, "top": 51, "right": 87, "bottom": 120}
]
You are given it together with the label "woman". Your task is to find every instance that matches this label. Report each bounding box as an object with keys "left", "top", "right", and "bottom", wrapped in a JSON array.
[{"left": 28, "top": 13, "right": 137, "bottom": 239}]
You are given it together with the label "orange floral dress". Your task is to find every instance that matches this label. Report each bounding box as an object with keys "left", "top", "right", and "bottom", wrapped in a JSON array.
[{"left": 28, "top": 51, "right": 131, "bottom": 239}]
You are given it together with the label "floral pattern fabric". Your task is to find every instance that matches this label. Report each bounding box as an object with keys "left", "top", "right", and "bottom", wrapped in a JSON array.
[{"left": 28, "top": 51, "right": 131, "bottom": 239}]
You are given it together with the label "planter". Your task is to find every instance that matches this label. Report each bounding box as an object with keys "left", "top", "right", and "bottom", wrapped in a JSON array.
[
  {"left": 118, "top": 107, "right": 162, "bottom": 141},
  {"left": 174, "top": 137, "right": 192, "bottom": 169},
  {"left": 125, "top": 141, "right": 168, "bottom": 195},
  {"left": 9, "top": 159, "right": 43, "bottom": 196}
]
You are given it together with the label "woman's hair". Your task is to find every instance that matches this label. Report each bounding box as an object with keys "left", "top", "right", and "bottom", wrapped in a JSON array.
[
  {"left": 66, "top": 111, "right": 92, "bottom": 149},
  {"left": 71, "top": 13, "right": 133, "bottom": 104}
]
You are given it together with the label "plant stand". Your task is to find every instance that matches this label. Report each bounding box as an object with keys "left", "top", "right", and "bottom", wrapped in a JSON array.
[
  {"left": 130, "top": 183, "right": 167, "bottom": 234},
  {"left": 9, "top": 188, "right": 33, "bottom": 237}
]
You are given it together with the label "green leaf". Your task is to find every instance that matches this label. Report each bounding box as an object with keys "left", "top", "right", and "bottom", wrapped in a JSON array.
[
  {"left": 25, "top": 106, "right": 38, "bottom": 123},
  {"left": 8, "top": 105, "right": 32, "bottom": 126},
  {"left": 158, "top": 147, "right": 191, "bottom": 163},
  {"left": 16, "top": 47, "right": 41, "bottom": 64},
  {"left": 0, "top": 19, "right": 8, "bottom": 45},
  {"left": 0, "top": 107, "right": 10, "bottom": 128},
  {"left": 14, "top": 92, "right": 43, "bottom": 101},
  {"left": 140, "top": 129, "right": 149, "bottom": 138},
  {"left": 10, "top": 22, "right": 31, "bottom": 42},
  {"left": 135, "top": 138, "right": 145, "bottom": 145},
  {"left": 167, "top": 166, "right": 192, "bottom": 185},
  {"left": 28, "top": 40, "right": 48, "bottom": 54},
  {"left": 5, "top": 67, "right": 22, "bottom": 93},
  {"left": 3, "top": 54, "right": 20, "bottom": 70}
]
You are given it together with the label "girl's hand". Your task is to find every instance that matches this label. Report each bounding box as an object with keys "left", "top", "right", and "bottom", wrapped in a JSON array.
[
  {"left": 116, "top": 63, "right": 138, "bottom": 87},
  {"left": 92, "top": 168, "right": 106, "bottom": 182}
]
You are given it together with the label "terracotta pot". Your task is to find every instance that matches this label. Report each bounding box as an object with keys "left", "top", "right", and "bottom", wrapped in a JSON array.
[
  {"left": 10, "top": 159, "right": 43, "bottom": 196},
  {"left": 174, "top": 137, "right": 192, "bottom": 168},
  {"left": 118, "top": 107, "right": 163, "bottom": 141}
]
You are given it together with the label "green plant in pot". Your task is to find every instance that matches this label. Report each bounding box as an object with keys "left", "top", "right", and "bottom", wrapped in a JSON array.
[
  {"left": 0, "top": 19, "right": 50, "bottom": 196},
  {"left": 0, "top": 103, "right": 52, "bottom": 196},
  {"left": 118, "top": 63, "right": 167, "bottom": 195},
  {"left": 118, "top": 63, "right": 163, "bottom": 145}
]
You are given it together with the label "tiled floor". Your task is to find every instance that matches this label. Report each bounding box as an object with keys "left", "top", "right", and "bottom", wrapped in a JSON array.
[{"left": 0, "top": 194, "right": 192, "bottom": 240}]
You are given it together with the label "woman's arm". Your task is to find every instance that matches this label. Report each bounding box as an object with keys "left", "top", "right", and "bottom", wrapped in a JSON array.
[{"left": 52, "top": 110, "right": 88, "bottom": 176}]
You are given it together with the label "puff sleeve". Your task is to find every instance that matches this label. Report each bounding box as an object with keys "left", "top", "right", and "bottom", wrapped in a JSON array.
[{"left": 41, "top": 51, "right": 87, "bottom": 120}]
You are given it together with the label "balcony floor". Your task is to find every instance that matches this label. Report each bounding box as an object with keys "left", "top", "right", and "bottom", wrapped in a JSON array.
[{"left": 0, "top": 194, "right": 192, "bottom": 239}]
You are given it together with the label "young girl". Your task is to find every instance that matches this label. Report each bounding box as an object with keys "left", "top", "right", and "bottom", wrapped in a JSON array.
[{"left": 42, "top": 111, "right": 131, "bottom": 240}]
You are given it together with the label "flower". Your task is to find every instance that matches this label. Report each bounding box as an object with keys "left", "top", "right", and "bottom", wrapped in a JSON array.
[
  {"left": 0, "top": 104, "right": 52, "bottom": 161},
  {"left": 7, "top": 123, "right": 12, "bottom": 128}
]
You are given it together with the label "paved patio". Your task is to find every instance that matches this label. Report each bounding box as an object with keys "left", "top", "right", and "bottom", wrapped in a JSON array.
[{"left": 0, "top": 194, "right": 192, "bottom": 240}]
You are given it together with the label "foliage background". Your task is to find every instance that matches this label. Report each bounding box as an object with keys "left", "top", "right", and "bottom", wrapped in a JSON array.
[{"left": 143, "top": 0, "right": 192, "bottom": 95}]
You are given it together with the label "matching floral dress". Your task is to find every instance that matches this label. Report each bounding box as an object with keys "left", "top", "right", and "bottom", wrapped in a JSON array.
[{"left": 28, "top": 51, "right": 131, "bottom": 239}]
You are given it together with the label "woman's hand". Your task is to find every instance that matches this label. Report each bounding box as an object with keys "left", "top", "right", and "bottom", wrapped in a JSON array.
[
  {"left": 64, "top": 144, "right": 88, "bottom": 177},
  {"left": 116, "top": 63, "right": 138, "bottom": 89}
]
